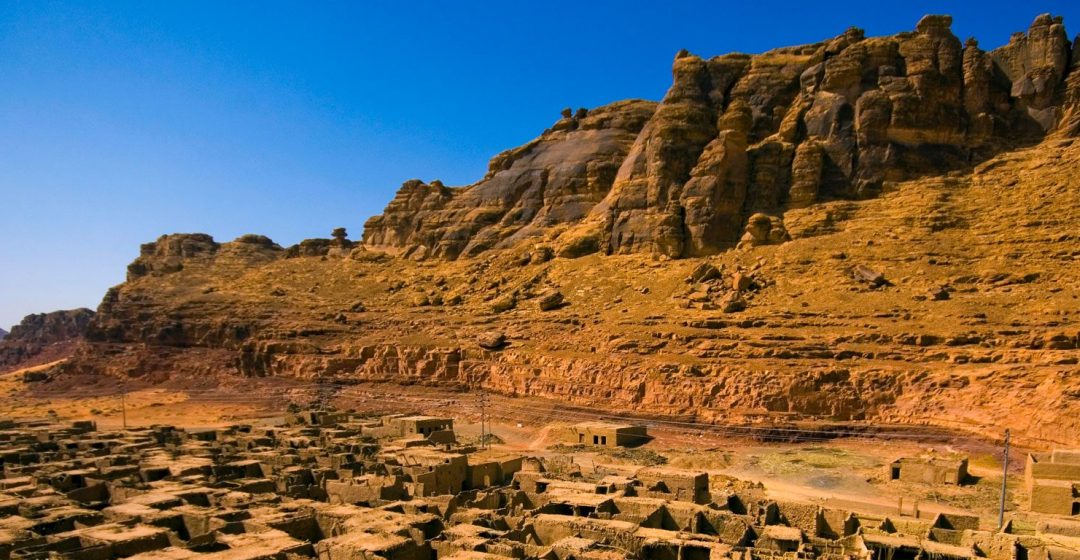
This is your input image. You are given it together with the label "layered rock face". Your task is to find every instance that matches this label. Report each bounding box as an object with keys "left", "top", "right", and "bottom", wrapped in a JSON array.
[
  {"left": 362, "top": 100, "right": 657, "bottom": 260},
  {"left": 365, "top": 15, "right": 1080, "bottom": 259},
  {"left": 0, "top": 308, "right": 95, "bottom": 370},
  {"left": 127, "top": 233, "right": 286, "bottom": 280}
]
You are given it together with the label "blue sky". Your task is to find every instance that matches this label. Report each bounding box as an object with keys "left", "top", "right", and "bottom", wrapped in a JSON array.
[{"left": 1, "top": 1, "right": 1077, "bottom": 330}]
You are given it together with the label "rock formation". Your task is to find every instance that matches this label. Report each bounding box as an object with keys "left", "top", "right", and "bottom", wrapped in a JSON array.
[
  {"left": 365, "top": 15, "right": 1080, "bottom": 259},
  {"left": 0, "top": 308, "right": 95, "bottom": 371},
  {"left": 362, "top": 100, "right": 657, "bottom": 260}
]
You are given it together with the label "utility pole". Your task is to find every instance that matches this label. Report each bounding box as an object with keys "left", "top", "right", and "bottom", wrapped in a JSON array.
[
  {"left": 998, "top": 429, "right": 1011, "bottom": 529},
  {"left": 121, "top": 380, "right": 128, "bottom": 430},
  {"left": 477, "top": 388, "right": 488, "bottom": 450}
]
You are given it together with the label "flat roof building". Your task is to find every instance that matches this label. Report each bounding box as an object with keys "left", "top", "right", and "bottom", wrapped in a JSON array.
[
  {"left": 568, "top": 422, "right": 648, "bottom": 448},
  {"left": 1026, "top": 450, "right": 1080, "bottom": 516},
  {"left": 887, "top": 456, "right": 968, "bottom": 485}
]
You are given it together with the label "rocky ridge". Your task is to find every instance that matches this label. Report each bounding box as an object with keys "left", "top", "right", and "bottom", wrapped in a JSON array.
[
  {"left": 364, "top": 14, "right": 1080, "bottom": 259},
  {"left": 0, "top": 308, "right": 95, "bottom": 371},
  {"left": 31, "top": 14, "right": 1080, "bottom": 448}
]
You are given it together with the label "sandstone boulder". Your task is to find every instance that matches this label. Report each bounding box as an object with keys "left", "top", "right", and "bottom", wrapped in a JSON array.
[
  {"left": 853, "top": 265, "right": 890, "bottom": 287},
  {"left": 732, "top": 272, "right": 753, "bottom": 293},
  {"left": 537, "top": 291, "right": 566, "bottom": 311},
  {"left": 477, "top": 332, "right": 507, "bottom": 350},
  {"left": 720, "top": 293, "right": 747, "bottom": 313},
  {"left": 688, "top": 263, "right": 721, "bottom": 283},
  {"left": 529, "top": 245, "right": 555, "bottom": 264},
  {"left": 929, "top": 285, "right": 951, "bottom": 300},
  {"left": 737, "top": 214, "right": 790, "bottom": 248},
  {"left": 490, "top": 295, "right": 517, "bottom": 314}
]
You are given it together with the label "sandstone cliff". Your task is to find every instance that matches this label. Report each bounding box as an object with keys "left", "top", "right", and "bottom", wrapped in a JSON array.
[
  {"left": 365, "top": 15, "right": 1080, "bottom": 259},
  {"left": 45, "top": 14, "right": 1080, "bottom": 448},
  {"left": 0, "top": 308, "right": 95, "bottom": 371}
]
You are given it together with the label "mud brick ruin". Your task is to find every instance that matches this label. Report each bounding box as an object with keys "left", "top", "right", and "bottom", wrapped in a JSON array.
[
  {"left": 567, "top": 423, "right": 650, "bottom": 449},
  {"left": 886, "top": 457, "right": 970, "bottom": 486},
  {"left": 2, "top": 412, "right": 1080, "bottom": 560},
  {"left": 1025, "top": 451, "right": 1080, "bottom": 517}
]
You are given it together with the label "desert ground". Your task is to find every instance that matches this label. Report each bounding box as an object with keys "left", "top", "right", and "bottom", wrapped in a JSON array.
[{"left": 3, "top": 361, "right": 1025, "bottom": 530}]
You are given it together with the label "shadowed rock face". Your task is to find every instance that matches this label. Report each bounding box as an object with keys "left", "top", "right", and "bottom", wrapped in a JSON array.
[
  {"left": 7, "top": 309, "right": 95, "bottom": 344},
  {"left": 0, "top": 308, "right": 95, "bottom": 370},
  {"left": 365, "top": 14, "right": 1080, "bottom": 259}
]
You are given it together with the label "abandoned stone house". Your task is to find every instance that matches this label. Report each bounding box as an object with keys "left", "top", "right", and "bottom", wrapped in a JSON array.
[
  {"left": 635, "top": 467, "right": 711, "bottom": 505},
  {"left": 568, "top": 421, "right": 649, "bottom": 448},
  {"left": 1026, "top": 449, "right": 1080, "bottom": 516},
  {"left": 392, "top": 416, "right": 454, "bottom": 438},
  {"left": 887, "top": 456, "right": 969, "bottom": 485},
  {"left": 360, "top": 414, "right": 455, "bottom": 442}
]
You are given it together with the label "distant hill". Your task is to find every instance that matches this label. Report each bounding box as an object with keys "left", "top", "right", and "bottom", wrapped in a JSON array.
[{"left": 0, "top": 309, "right": 94, "bottom": 372}]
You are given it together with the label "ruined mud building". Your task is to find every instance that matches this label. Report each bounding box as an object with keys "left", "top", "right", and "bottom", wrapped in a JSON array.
[
  {"left": 887, "top": 457, "right": 969, "bottom": 486},
  {"left": 1026, "top": 451, "right": 1080, "bottom": 517},
  {"left": 1, "top": 413, "right": 1079, "bottom": 560}
]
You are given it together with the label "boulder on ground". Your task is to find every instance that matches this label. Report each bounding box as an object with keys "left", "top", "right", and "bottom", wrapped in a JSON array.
[
  {"left": 538, "top": 291, "right": 566, "bottom": 311},
  {"left": 737, "top": 214, "right": 791, "bottom": 249},
  {"left": 477, "top": 332, "right": 507, "bottom": 350},
  {"left": 853, "top": 265, "right": 890, "bottom": 287},
  {"left": 720, "top": 294, "right": 747, "bottom": 313},
  {"left": 688, "top": 263, "right": 722, "bottom": 283},
  {"left": 490, "top": 295, "right": 517, "bottom": 313}
]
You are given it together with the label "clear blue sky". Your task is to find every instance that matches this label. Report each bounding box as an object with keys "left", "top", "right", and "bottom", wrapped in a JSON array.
[{"left": 1, "top": 1, "right": 1077, "bottom": 330}]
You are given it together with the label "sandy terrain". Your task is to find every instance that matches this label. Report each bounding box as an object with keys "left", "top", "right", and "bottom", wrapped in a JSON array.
[{"left": 2, "top": 368, "right": 1028, "bottom": 528}]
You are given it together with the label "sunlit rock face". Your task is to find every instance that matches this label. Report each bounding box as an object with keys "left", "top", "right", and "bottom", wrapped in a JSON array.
[{"left": 365, "top": 14, "right": 1078, "bottom": 259}]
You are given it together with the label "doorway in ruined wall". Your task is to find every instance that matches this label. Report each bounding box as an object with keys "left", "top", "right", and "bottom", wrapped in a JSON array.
[{"left": 682, "top": 545, "right": 711, "bottom": 560}]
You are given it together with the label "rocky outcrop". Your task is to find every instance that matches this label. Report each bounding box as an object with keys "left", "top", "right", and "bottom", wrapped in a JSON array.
[
  {"left": 128, "top": 233, "right": 284, "bottom": 279},
  {"left": 990, "top": 14, "right": 1071, "bottom": 133},
  {"left": 0, "top": 328, "right": 7, "bottom": 341},
  {"left": 364, "top": 14, "right": 1078, "bottom": 259},
  {"left": 362, "top": 100, "right": 658, "bottom": 260},
  {"left": 0, "top": 308, "right": 95, "bottom": 371},
  {"left": 6, "top": 309, "right": 95, "bottom": 345}
]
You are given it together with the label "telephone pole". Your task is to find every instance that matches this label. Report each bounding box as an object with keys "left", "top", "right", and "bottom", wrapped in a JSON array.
[
  {"left": 998, "top": 429, "right": 1011, "bottom": 529},
  {"left": 121, "top": 380, "right": 128, "bottom": 430},
  {"left": 476, "top": 388, "right": 488, "bottom": 450}
]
